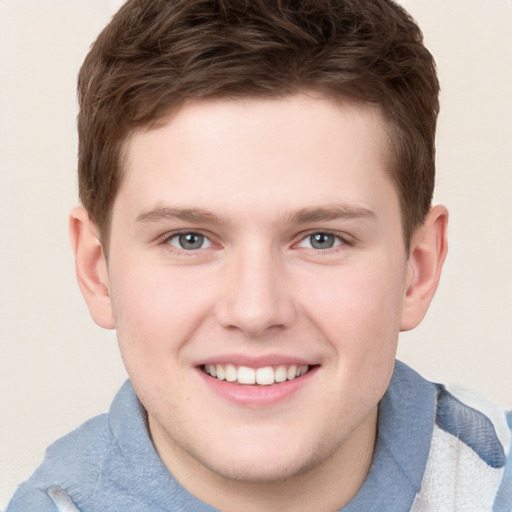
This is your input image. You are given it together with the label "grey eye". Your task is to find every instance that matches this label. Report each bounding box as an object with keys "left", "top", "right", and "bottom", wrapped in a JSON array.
[
  {"left": 298, "top": 232, "right": 343, "bottom": 250},
  {"left": 169, "top": 232, "right": 211, "bottom": 250},
  {"left": 310, "top": 233, "right": 335, "bottom": 249}
]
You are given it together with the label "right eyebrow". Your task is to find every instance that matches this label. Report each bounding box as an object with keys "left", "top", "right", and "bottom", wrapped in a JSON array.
[{"left": 135, "top": 206, "right": 223, "bottom": 225}]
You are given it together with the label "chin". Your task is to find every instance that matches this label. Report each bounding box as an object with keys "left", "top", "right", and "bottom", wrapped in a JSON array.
[
  {"left": 189, "top": 431, "right": 337, "bottom": 484},
  {"left": 202, "top": 454, "right": 314, "bottom": 484}
]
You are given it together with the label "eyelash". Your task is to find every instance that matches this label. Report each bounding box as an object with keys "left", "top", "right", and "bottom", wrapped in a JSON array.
[
  {"left": 295, "top": 231, "right": 351, "bottom": 252},
  {"left": 162, "top": 231, "right": 214, "bottom": 253},
  {"left": 159, "top": 230, "right": 352, "bottom": 254}
]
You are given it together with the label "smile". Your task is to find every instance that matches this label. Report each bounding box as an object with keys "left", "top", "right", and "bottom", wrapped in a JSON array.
[{"left": 202, "top": 364, "right": 311, "bottom": 385}]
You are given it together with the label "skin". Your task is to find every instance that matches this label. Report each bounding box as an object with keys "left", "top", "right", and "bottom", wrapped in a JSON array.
[{"left": 71, "top": 94, "right": 448, "bottom": 511}]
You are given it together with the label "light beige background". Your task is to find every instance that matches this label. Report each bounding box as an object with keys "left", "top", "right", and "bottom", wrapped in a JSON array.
[{"left": 1, "top": 0, "right": 511, "bottom": 508}]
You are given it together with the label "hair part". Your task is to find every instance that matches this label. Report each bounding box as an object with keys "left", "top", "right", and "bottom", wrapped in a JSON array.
[{"left": 77, "top": 0, "right": 439, "bottom": 251}]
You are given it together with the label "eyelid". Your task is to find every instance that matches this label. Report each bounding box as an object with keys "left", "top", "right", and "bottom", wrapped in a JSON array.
[
  {"left": 156, "top": 229, "right": 353, "bottom": 254},
  {"left": 160, "top": 229, "right": 217, "bottom": 253},
  {"left": 294, "top": 230, "right": 353, "bottom": 250}
]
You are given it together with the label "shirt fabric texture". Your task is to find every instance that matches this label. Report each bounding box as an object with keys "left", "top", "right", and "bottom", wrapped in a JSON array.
[{"left": 7, "top": 361, "right": 512, "bottom": 511}]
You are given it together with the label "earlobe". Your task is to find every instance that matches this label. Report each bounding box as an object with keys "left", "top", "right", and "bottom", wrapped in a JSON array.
[
  {"left": 69, "top": 207, "right": 115, "bottom": 329},
  {"left": 400, "top": 205, "right": 448, "bottom": 331}
]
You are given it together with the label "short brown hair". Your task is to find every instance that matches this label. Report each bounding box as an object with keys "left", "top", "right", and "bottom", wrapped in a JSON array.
[{"left": 77, "top": 0, "right": 439, "bottom": 249}]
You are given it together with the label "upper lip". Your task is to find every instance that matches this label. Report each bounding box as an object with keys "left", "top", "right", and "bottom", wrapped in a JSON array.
[{"left": 195, "top": 354, "right": 318, "bottom": 368}]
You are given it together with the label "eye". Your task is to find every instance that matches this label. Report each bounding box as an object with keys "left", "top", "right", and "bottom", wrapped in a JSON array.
[
  {"left": 167, "top": 232, "right": 212, "bottom": 251},
  {"left": 297, "top": 232, "right": 344, "bottom": 250}
]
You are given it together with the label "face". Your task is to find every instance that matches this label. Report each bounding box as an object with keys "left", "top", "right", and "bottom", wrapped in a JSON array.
[{"left": 105, "top": 95, "right": 411, "bottom": 485}]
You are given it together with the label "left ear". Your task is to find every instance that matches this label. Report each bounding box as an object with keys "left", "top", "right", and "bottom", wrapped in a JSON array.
[{"left": 400, "top": 205, "right": 448, "bottom": 331}]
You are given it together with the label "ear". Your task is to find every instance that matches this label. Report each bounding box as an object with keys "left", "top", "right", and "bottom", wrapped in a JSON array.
[
  {"left": 400, "top": 205, "right": 448, "bottom": 331},
  {"left": 69, "top": 207, "right": 115, "bottom": 329}
]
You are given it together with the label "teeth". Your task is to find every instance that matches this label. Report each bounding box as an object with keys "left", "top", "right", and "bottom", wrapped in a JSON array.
[
  {"left": 238, "top": 366, "right": 256, "bottom": 385},
  {"left": 297, "top": 365, "right": 308, "bottom": 377},
  {"left": 256, "top": 366, "right": 274, "bottom": 386},
  {"left": 287, "top": 365, "right": 297, "bottom": 380},
  {"left": 274, "top": 365, "right": 287, "bottom": 383},
  {"left": 204, "top": 363, "right": 311, "bottom": 385},
  {"left": 225, "top": 364, "right": 237, "bottom": 382},
  {"left": 216, "top": 364, "right": 225, "bottom": 381}
]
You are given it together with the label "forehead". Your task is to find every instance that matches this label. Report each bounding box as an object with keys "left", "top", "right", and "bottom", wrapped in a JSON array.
[{"left": 116, "top": 94, "right": 398, "bottom": 226}]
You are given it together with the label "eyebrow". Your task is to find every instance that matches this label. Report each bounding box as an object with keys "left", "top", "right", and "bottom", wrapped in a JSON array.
[
  {"left": 135, "top": 204, "right": 375, "bottom": 226},
  {"left": 286, "top": 204, "right": 376, "bottom": 224},
  {"left": 135, "top": 207, "right": 222, "bottom": 224}
]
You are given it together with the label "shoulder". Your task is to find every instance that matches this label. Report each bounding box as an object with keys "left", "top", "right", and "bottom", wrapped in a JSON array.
[
  {"left": 5, "top": 380, "right": 206, "bottom": 512},
  {"left": 5, "top": 380, "right": 143, "bottom": 512},
  {"left": 6, "top": 412, "right": 112, "bottom": 511},
  {"left": 435, "top": 384, "right": 511, "bottom": 469},
  {"left": 412, "top": 383, "right": 512, "bottom": 511}
]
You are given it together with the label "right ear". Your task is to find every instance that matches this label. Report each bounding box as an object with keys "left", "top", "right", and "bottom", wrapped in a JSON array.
[{"left": 69, "top": 207, "right": 115, "bottom": 329}]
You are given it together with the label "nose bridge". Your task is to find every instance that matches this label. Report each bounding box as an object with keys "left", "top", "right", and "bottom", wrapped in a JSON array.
[{"left": 216, "top": 239, "right": 295, "bottom": 336}]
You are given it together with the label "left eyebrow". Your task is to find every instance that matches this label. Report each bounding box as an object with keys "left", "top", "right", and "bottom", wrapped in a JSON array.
[{"left": 285, "top": 204, "right": 376, "bottom": 224}]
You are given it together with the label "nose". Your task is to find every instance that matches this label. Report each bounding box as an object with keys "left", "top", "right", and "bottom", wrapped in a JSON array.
[{"left": 215, "top": 243, "right": 296, "bottom": 337}]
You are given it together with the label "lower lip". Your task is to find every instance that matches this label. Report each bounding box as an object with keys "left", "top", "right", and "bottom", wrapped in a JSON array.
[{"left": 197, "top": 367, "right": 318, "bottom": 407}]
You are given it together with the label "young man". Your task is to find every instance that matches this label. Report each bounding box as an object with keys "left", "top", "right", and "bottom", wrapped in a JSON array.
[{"left": 7, "top": 0, "right": 511, "bottom": 510}]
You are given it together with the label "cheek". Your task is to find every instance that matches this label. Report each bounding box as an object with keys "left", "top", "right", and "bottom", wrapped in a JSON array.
[
  {"left": 298, "top": 262, "right": 406, "bottom": 352},
  {"left": 110, "top": 268, "right": 201, "bottom": 358},
  {"left": 112, "top": 261, "right": 210, "bottom": 325}
]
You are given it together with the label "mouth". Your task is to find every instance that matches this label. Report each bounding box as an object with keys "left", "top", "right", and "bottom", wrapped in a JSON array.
[{"left": 201, "top": 363, "right": 314, "bottom": 386}]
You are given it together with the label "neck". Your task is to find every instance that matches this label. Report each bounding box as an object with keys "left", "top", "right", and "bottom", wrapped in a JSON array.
[{"left": 150, "top": 407, "right": 378, "bottom": 512}]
